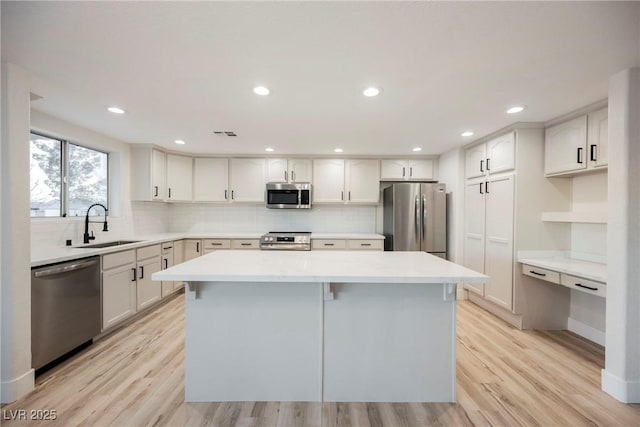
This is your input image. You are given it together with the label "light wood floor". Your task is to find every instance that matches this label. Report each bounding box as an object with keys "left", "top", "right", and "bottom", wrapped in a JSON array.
[{"left": 2, "top": 292, "right": 639, "bottom": 426}]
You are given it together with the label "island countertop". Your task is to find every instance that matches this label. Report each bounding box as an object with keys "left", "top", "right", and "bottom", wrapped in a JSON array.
[{"left": 152, "top": 250, "right": 488, "bottom": 284}]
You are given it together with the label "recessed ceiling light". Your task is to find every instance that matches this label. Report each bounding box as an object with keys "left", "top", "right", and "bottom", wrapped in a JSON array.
[
  {"left": 461, "top": 131, "right": 474, "bottom": 137},
  {"left": 174, "top": 140, "right": 186, "bottom": 145},
  {"left": 506, "top": 106, "right": 525, "bottom": 114},
  {"left": 334, "top": 148, "right": 344, "bottom": 153},
  {"left": 253, "top": 86, "right": 270, "bottom": 96},
  {"left": 363, "top": 87, "right": 380, "bottom": 97},
  {"left": 265, "top": 147, "right": 275, "bottom": 152},
  {"left": 412, "top": 147, "right": 422, "bottom": 152},
  {"left": 107, "top": 106, "right": 125, "bottom": 114}
]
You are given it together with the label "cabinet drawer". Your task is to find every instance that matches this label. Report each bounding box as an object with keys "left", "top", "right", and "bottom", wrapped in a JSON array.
[
  {"left": 522, "top": 264, "right": 560, "bottom": 284},
  {"left": 312, "top": 239, "right": 347, "bottom": 250},
  {"left": 347, "top": 239, "right": 383, "bottom": 250},
  {"left": 161, "top": 241, "right": 174, "bottom": 251},
  {"left": 203, "top": 239, "right": 231, "bottom": 250},
  {"left": 560, "top": 274, "right": 606, "bottom": 298},
  {"left": 232, "top": 239, "right": 260, "bottom": 250},
  {"left": 137, "top": 244, "right": 161, "bottom": 261},
  {"left": 103, "top": 250, "right": 136, "bottom": 270}
]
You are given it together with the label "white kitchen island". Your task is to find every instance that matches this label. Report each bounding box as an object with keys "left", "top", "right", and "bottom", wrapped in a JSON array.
[{"left": 152, "top": 250, "right": 487, "bottom": 403}]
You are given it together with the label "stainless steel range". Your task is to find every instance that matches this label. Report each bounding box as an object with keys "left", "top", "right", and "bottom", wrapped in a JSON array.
[{"left": 260, "top": 231, "right": 311, "bottom": 251}]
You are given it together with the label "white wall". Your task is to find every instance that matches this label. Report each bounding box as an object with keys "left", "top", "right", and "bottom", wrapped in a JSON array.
[
  {"left": 30, "top": 110, "right": 138, "bottom": 247},
  {"left": 169, "top": 204, "right": 377, "bottom": 234},
  {"left": 567, "top": 171, "right": 607, "bottom": 344},
  {"left": 1, "top": 63, "right": 34, "bottom": 403}
]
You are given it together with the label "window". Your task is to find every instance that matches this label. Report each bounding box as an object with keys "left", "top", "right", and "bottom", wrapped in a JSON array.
[{"left": 30, "top": 132, "right": 108, "bottom": 217}]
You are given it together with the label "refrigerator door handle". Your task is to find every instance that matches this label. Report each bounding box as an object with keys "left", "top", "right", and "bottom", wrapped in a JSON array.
[
  {"left": 415, "top": 195, "right": 420, "bottom": 240},
  {"left": 422, "top": 195, "right": 427, "bottom": 241}
]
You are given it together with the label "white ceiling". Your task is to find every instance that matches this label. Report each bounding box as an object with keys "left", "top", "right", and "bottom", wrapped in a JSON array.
[{"left": 2, "top": 2, "right": 639, "bottom": 155}]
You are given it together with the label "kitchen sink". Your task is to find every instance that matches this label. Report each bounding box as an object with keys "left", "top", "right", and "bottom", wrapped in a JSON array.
[{"left": 74, "top": 240, "right": 142, "bottom": 249}]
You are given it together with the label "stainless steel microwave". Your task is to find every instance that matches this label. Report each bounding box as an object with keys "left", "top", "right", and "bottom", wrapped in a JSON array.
[{"left": 265, "top": 183, "right": 312, "bottom": 209}]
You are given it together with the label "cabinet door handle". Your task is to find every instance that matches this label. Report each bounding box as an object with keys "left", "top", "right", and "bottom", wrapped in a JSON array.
[
  {"left": 361, "top": 243, "right": 371, "bottom": 247},
  {"left": 241, "top": 243, "right": 252, "bottom": 246},
  {"left": 402, "top": 167, "right": 406, "bottom": 178},
  {"left": 324, "top": 243, "right": 334, "bottom": 246},
  {"left": 231, "top": 190, "right": 235, "bottom": 200},
  {"left": 168, "top": 188, "right": 172, "bottom": 198},
  {"left": 590, "top": 144, "right": 597, "bottom": 162},
  {"left": 577, "top": 147, "right": 584, "bottom": 164},
  {"left": 211, "top": 242, "right": 223, "bottom": 246},
  {"left": 139, "top": 266, "right": 144, "bottom": 280},
  {"left": 348, "top": 191, "right": 351, "bottom": 201},
  {"left": 154, "top": 186, "right": 158, "bottom": 197},
  {"left": 485, "top": 181, "right": 490, "bottom": 194},
  {"left": 131, "top": 268, "right": 137, "bottom": 282},
  {"left": 480, "top": 160, "right": 484, "bottom": 173},
  {"left": 225, "top": 189, "right": 228, "bottom": 200},
  {"left": 486, "top": 158, "right": 491, "bottom": 171},
  {"left": 291, "top": 171, "right": 295, "bottom": 181},
  {"left": 575, "top": 283, "right": 598, "bottom": 291},
  {"left": 479, "top": 182, "right": 484, "bottom": 194},
  {"left": 341, "top": 191, "right": 344, "bottom": 201},
  {"left": 164, "top": 258, "right": 168, "bottom": 269},
  {"left": 409, "top": 167, "right": 413, "bottom": 177},
  {"left": 284, "top": 170, "right": 288, "bottom": 181},
  {"left": 196, "top": 242, "right": 200, "bottom": 253},
  {"left": 529, "top": 270, "right": 546, "bottom": 277}
]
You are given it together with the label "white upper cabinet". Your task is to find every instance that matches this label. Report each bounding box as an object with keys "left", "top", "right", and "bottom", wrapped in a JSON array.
[
  {"left": 166, "top": 154, "right": 193, "bottom": 202},
  {"left": 486, "top": 132, "right": 515, "bottom": 175},
  {"left": 130, "top": 147, "right": 166, "bottom": 201},
  {"left": 193, "top": 158, "right": 229, "bottom": 202},
  {"left": 544, "top": 115, "right": 588, "bottom": 176},
  {"left": 266, "top": 158, "right": 313, "bottom": 183},
  {"left": 380, "top": 159, "right": 434, "bottom": 181},
  {"left": 312, "top": 159, "right": 345, "bottom": 203},
  {"left": 230, "top": 158, "right": 266, "bottom": 202},
  {"left": 464, "top": 144, "right": 487, "bottom": 179},
  {"left": 588, "top": 107, "right": 608, "bottom": 169},
  {"left": 465, "top": 132, "right": 514, "bottom": 180},
  {"left": 345, "top": 159, "right": 380, "bottom": 203}
]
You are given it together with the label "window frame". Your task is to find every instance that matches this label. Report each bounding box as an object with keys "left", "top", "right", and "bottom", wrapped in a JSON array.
[{"left": 30, "top": 131, "right": 110, "bottom": 218}]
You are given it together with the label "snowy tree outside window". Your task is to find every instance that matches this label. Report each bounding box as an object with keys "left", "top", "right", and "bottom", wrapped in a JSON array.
[{"left": 30, "top": 133, "right": 108, "bottom": 217}]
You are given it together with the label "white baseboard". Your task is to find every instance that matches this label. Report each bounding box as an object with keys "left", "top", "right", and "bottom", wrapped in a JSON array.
[
  {"left": 602, "top": 369, "right": 640, "bottom": 403},
  {"left": 567, "top": 317, "right": 605, "bottom": 346},
  {"left": 1, "top": 368, "right": 34, "bottom": 403}
]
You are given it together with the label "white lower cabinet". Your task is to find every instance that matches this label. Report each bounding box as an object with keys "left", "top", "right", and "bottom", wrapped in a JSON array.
[
  {"left": 102, "top": 250, "right": 137, "bottom": 330},
  {"left": 173, "top": 240, "right": 185, "bottom": 291},
  {"left": 463, "top": 180, "right": 486, "bottom": 297},
  {"left": 136, "top": 245, "right": 162, "bottom": 311},
  {"left": 184, "top": 239, "right": 202, "bottom": 260},
  {"left": 312, "top": 239, "right": 383, "bottom": 250}
]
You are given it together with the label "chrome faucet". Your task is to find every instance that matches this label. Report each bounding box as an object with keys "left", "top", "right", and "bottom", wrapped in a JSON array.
[{"left": 83, "top": 203, "right": 108, "bottom": 244}]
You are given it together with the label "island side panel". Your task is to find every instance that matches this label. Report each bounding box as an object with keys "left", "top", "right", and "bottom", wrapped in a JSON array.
[
  {"left": 185, "top": 281, "right": 322, "bottom": 402},
  {"left": 323, "top": 282, "right": 456, "bottom": 402}
]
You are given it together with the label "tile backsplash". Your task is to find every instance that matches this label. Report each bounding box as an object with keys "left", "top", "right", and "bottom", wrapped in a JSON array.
[
  {"left": 169, "top": 204, "right": 377, "bottom": 233},
  {"left": 31, "top": 202, "right": 377, "bottom": 247}
]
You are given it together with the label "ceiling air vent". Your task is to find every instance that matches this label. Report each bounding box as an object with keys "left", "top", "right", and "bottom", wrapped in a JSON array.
[{"left": 213, "top": 131, "right": 237, "bottom": 137}]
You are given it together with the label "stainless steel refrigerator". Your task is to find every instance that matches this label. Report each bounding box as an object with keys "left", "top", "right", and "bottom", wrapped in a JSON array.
[{"left": 383, "top": 183, "right": 447, "bottom": 258}]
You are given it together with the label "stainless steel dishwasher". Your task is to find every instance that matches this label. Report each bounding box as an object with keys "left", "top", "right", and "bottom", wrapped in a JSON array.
[{"left": 31, "top": 256, "right": 101, "bottom": 370}]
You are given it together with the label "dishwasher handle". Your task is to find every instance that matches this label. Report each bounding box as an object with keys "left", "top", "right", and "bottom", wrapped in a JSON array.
[{"left": 34, "top": 259, "right": 98, "bottom": 278}]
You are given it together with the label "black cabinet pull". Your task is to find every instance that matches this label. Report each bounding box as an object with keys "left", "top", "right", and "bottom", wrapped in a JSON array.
[
  {"left": 212, "top": 242, "right": 222, "bottom": 246},
  {"left": 168, "top": 188, "right": 172, "bottom": 198},
  {"left": 577, "top": 147, "right": 583, "bottom": 164},
  {"left": 409, "top": 167, "right": 413, "bottom": 177},
  {"left": 590, "top": 144, "right": 597, "bottom": 162},
  {"left": 341, "top": 191, "right": 344, "bottom": 201},
  {"left": 348, "top": 191, "right": 351, "bottom": 201},
  {"left": 164, "top": 258, "right": 168, "bottom": 269},
  {"left": 231, "top": 190, "right": 235, "bottom": 200},
  {"left": 486, "top": 158, "right": 491, "bottom": 171},
  {"left": 575, "top": 283, "right": 598, "bottom": 291},
  {"left": 529, "top": 270, "right": 546, "bottom": 277},
  {"left": 361, "top": 243, "right": 372, "bottom": 247},
  {"left": 485, "top": 181, "right": 490, "bottom": 194},
  {"left": 196, "top": 242, "right": 200, "bottom": 253},
  {"left": 132, "top": 268, "right": 137, "bottom": 282},
  {"left": 225, "top": 189, "right": 228, "bottom": 200},
  {"left": 154, "top": 186, "right": 158, "bottom": 197},
  {"left": 241, "top": 243, "right": 251, "bottom": 246},
  {"left": 324, "top": 243, "right": 335, "bottom": 246},
  {"left": 139, "top": 266, "right": 144, "bottom": 279},
  {"left": 479, "top": 182, "right": 484, "bottom": 194},
  {"left": 402, "top": 167, "right": 406, "bottom": 177},
  {"left": 480, "top": 160, "right": 484, "bottom": 173}
]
